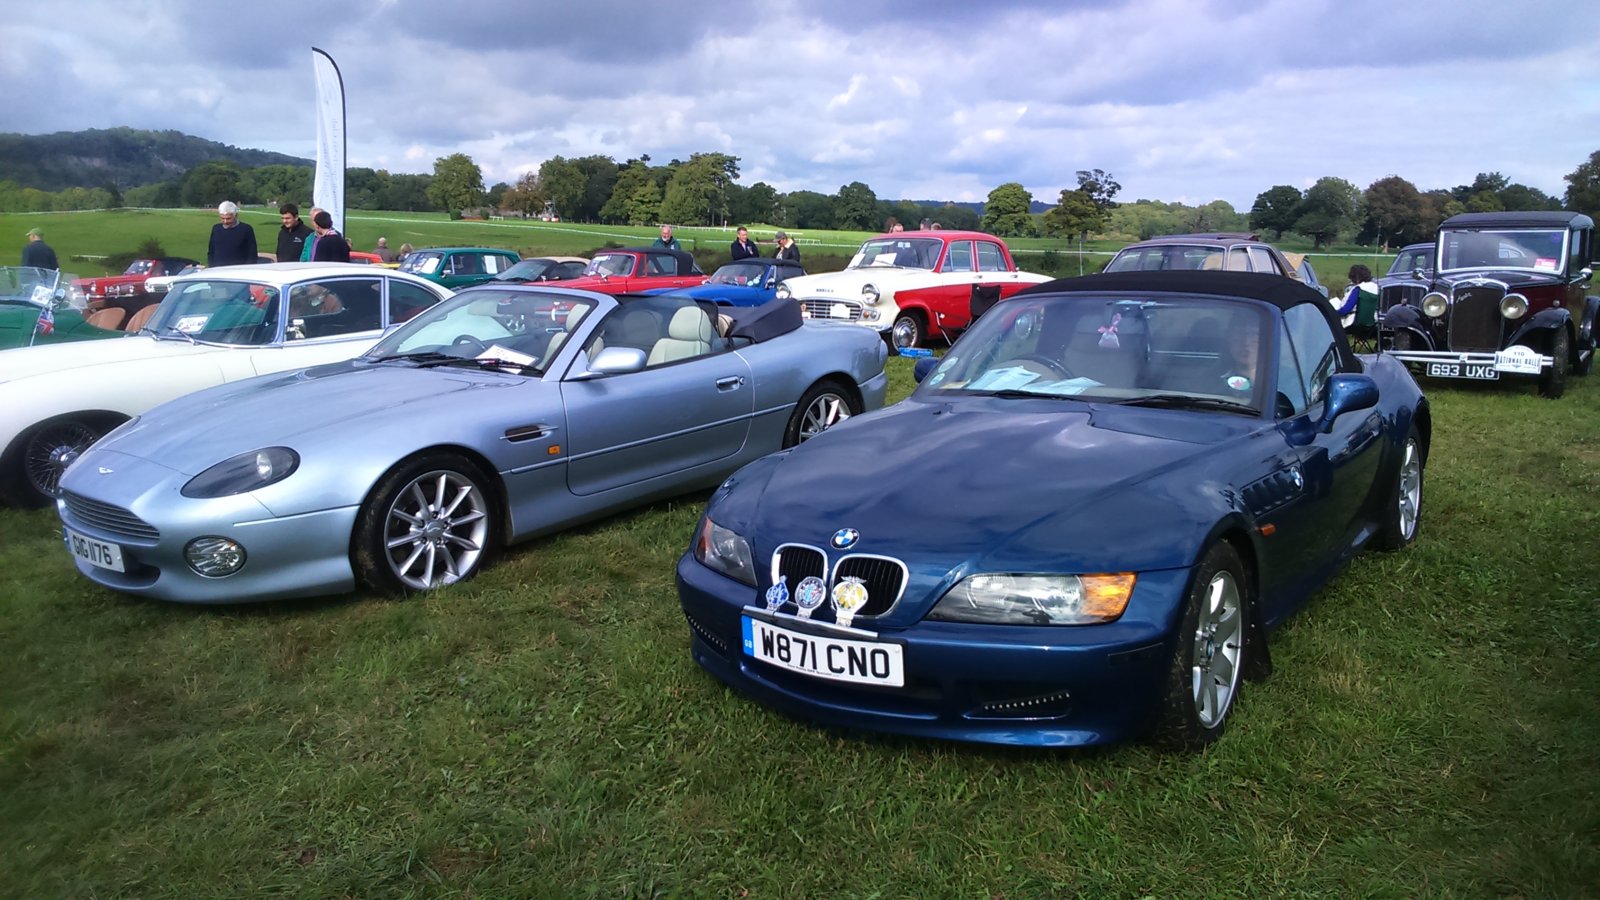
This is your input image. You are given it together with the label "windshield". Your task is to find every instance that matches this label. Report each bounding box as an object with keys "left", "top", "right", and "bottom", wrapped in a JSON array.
[
  {"left": 708, "top": 262, "right": 770, "bottom": 286},
  {"left": 848, "top": 238, "right": 941, "bottom": 270},
  {"left": 123, "top": 260, "right": 156, "bottom": 276},
  {"left": 1387, "top": 247, "right": 1432, "bottom": 276},
  {"left": 0, "top": 267, "right": 75, "bottom": 306},
  {"left": 370, "top": 288, "right": 598, "bottom": 374},
  {"left": 145, "top": 279, "right": 283, "bottom": 344},
  {"left": 1438, "top": 228, "right": 1567, "bottom": 274},
  {"left": 585, "top": 254, "right": 636, "bottom": 277},
  {"left": 1105, "top": 244, "right": 1226, "bottom": 273},
  {"left": 398, "top": 252, "right": 444, "bottom": 276},
  {"left": 494, "top": 259, "right": 556, "bottom": 282},
  {"left": 918, "top": 293, "right": 1270, "bottom": 412}
]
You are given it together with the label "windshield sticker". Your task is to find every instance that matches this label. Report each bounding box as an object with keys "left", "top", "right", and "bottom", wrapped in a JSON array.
[
  {"left": 1227, "top": 375, "right": 1252, "bottom": 392},
  {"left": 175, "top": 315, "right": 208, "bottom": 334},
  {"left": 418, "top": 257, "right": 441, "bottom": 274},
  {"left": 1535, "top": 257, "right": 1558, "bottom": 270}
]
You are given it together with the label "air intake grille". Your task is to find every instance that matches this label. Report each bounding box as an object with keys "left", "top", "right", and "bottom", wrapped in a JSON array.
[
  {"left": 1448, "top": 285, "right": 1505, "bottom": 351},
  {"left": 835, "top": 556, "right": 907, "bottom": 617},
  {"left": 61, "top": 491, "right": 160, "bottom": 542},
  {"left": 800, "top": 298, "right": 863, "bottom": 321}
]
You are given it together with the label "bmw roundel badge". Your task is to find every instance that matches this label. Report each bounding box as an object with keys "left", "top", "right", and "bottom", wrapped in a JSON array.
[{"left": 830, "top": 528, "right": 860, "bottom": 550}]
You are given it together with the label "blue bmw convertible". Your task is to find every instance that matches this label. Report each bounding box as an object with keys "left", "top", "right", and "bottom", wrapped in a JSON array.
[{"left": 677, "top": 271, "right": 1429, "bottom": 750}]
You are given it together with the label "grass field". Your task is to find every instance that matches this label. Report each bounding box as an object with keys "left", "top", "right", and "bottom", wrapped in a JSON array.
[
  {"left": 1, "top": 208, "right": 1400, "bottom": 294},
  {"left": 2, "top": 342, "right": 1597, "bottom": 895}
]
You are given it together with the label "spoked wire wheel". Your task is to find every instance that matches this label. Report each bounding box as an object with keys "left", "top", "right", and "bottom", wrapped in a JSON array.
[{"left": 24, "top": 420, "right": 104, "bottom": 500}]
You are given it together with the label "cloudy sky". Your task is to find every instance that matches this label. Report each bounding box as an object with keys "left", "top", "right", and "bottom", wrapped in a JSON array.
[{"left": 5, "top": 0, "right": 1595, "bottom": 210}]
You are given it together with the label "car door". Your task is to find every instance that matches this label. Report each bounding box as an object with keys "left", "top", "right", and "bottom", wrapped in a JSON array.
[
  {"left": 1255, "top": 306, "right": 1384, "bottom": 618},
  {"left": 558, "top": 297, "right": 753, "bottom": 496},
  {"left": 246, "top": 275, "right": 389, "bottom": 376}
]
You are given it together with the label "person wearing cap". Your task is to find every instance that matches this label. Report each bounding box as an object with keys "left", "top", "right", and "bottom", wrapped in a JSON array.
[
  {"left": 208, "top": 200, "right": 258, "bottom": 267},
  {"left": 772, "top": 230, "right": 800, "bottom": 262},
  {"left": 21, "top": 227, "right": 58, "bottom": 270}
]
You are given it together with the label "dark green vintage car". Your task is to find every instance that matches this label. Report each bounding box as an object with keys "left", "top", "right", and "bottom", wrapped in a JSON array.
[
  {"left": 0, "top": 268, "right": 128, "bottom": 351},
  {"left": 397, "top": 247, "right": 521, "bottom": 290}
]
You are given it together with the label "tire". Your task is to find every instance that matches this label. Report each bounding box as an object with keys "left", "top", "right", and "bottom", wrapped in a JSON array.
[
  {"left": 1538, "top": 329, "right": 1569, "bottom": 399},
  {"left": 1374, "top": 425, "right": 1424, "bottom": 551},
  {"left": 1152, "top": 542, "right": 1249, "bottom": 752},
  {"left": 890, "top": 312, "right": 924, "bottom": 351},
  {"left": 783, "top": 380, "right": 861, "bottom": 448},
  {"left": 352, "top": 452, "right": 497, "bottom": 595},
  {"left": 7, "top": 417, "right": 111, "bottom": 508}
]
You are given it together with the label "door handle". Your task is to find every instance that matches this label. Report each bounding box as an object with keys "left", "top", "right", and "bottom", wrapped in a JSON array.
[{"left": 715, "top": 375, "right": 745, "bottom": 390}]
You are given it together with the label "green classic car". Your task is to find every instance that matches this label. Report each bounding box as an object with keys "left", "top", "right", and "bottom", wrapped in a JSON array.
[
  {"left": 397, "top": 247, "right": 521, "bottom": 290},
  {"left": 0, "top": 268, "right": 128, "bottom": 351}
]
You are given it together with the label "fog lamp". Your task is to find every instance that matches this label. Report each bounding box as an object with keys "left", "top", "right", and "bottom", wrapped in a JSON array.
[
  {"left": 185, "top": 536, "right": 246, "bottom": 577},
  {"left": 1421, "top": 292, "right": 1448, "bottom": 318},
  {"left": 1499, "top": 293, "right": 1528, "bottom": 319}
]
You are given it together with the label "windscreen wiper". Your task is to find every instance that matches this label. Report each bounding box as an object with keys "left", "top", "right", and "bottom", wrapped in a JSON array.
[{"left": 1112, "top": 394, "right": 1259, "bottom": 415}]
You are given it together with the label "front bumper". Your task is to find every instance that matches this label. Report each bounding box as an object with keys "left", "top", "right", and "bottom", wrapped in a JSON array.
[
  {"left": 795, "top": 296, "right": 892, "bottom": 333},
  {"left": 1386, "top": 348, "right": 1551, "bottom": 377},
  {"left": 677, "top": 553, "right": 1190, "bottom": 747},
  {"left": 57, "top": 450, "right": 360, "bottom": 604}
]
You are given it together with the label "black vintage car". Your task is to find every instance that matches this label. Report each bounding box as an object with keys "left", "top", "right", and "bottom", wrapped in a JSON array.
[{"left": 1381, "top": 211, "right": 1598, "bottom": 398}]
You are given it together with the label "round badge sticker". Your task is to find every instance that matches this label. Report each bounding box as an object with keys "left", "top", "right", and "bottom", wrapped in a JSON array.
[
  {"left": 794, "top": 576, "right": 827, "bottom": 619},
  {"left": 1226, "top": 375, "right": 1251, "bottom": 392}
]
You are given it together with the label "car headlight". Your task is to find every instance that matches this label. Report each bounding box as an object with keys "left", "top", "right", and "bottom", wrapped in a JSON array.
[
  {"left": 1499, "top": 293, "right": 1528, "bottom": 319},
  {"left": 1421, "top": 292, "right": 1448, "bottom": 318},
  {"left": 181, "top": 447, "right": 299, "bottom": 498},
  {"left": 862, "top": 284, "right": 880, "bottom": 305},
  {"left": 693, "top": 516, "right": 757, "bottom": 586},
  {"left": 928, "top": 573, "right": 1135, "bottom": 625},
  {"left": 775, "top": 284, "right": 792, "bottom": 301}
]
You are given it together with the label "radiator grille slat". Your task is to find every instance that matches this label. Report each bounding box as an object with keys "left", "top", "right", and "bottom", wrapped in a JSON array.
[
  {"left": 1449, "top": 286, "right": 1505, "bottom": 351},
  {"left": 61, "top": 491, "right": 160, "bottom": 541}
]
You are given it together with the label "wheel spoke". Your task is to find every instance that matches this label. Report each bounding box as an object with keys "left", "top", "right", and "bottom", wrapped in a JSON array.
[
  {"left": 440, "top": 483, "right": 472, "bottom": 518},
  {"left": 387, "top": 532, "right": 421, "bottom": 550},
  {"left": 390, "top": 509, "right": 424, "bottom": 527},
  {"left": 421, "top": 543, "right": 439, "bottom": 587},
  {"left": 397, "top": 542, "right": 426, "bottom": 574}
]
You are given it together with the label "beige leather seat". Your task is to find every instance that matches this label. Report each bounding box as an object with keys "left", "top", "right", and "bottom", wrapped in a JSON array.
[
  {"left": 87, "top": 307, "right": 127, "bottom": 330},
  {"left": 647, "top": 306, "right": 714, "bottom": 365}
]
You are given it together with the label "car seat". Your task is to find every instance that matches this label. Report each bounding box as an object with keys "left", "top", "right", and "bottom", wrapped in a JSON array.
[{"left": 647, "top": 306, "right": 714, "bottom": 365}]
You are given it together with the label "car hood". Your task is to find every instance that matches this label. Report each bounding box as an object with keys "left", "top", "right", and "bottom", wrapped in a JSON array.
[
  {"left": 0, "top": 335, "right": 224, "bottom": 384},
  {"left": 1434, "top": 270, "right": 1563, "bottom": 290},
  {"left": 100, "top": 361, "right": 526, "bottom": 474},
  {"left": 780, "top": 267, "right": 937, "bottom": 297},
  {"left": 75, "top": 274, "right": 144, "bottom": 289},
  {"left": 722, "top": 395, "right": 1261, "bottom": 589}
]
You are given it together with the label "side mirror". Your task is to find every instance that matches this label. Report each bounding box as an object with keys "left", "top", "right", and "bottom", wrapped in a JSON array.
[
  {"left": 1317, "top": 373, "right": 1378, "bottom": 433},
  {"left": 1579, "top": 266, "right": 1592, "bottom": 281},
  {"left": 912, "top": 357, "right": 940, "bottom": 383},
  {"left": 287, "top": 318, "right": 306, "bottom": 340},
  {"left": 586, "top": 346, "right": 647, "bottom": 376}
]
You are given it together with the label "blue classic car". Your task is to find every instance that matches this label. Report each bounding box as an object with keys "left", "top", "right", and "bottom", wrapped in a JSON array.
[
  {"left": 645, "top": 258, "right": 806, "bottom": 307},
  {"left": 57, "top": 289, "right": 887, "bottom": 603},
  {"left": 678, "top": 271, "right": 1429, "bottom": 750}
]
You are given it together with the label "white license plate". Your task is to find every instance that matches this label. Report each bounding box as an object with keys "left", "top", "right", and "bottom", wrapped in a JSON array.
[
  {"left": 1426, "top": 362, "right": 1499, "bottom": 380},
  {"left": 65, "top": 527, "right": 125, "bottom": 572},
  {"left": 742, "top": 616, "right": 904, "bottom": 687}
]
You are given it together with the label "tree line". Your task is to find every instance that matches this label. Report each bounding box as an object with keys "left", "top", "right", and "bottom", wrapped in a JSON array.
[{"left": 5, "top": 141, "right": 1598, "bottom": 251}]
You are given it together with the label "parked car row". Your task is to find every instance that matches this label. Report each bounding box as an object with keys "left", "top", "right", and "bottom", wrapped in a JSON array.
[{"left": 3, "top": 216, "right": 1593, "bottom": 755}]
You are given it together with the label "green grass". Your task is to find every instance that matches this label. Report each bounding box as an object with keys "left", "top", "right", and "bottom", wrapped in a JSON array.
[{"left": 2, "top": 358, "right": 1597, "bottom": 895}]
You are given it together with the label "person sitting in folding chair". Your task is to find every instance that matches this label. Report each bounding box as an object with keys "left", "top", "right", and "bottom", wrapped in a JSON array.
[{"left": 1337, "top": 264, "right": 1380, "bottom": 351}]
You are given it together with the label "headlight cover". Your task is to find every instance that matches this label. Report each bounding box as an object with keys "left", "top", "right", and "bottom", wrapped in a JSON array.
[
  {"left": 1421, "top": 292, "right": 1448, "bottom": 318},
  {"left": 928, "top": 573, "right": 1135, "bottom": 625},
  {"left": 181, "top": 447, "right": 299, "bottom": 498},
  {"left": 694, "top": 516, "right": 757, "bottom": 586},
  {"left": 862, "top": 284, "right": 880, "bottom": 305},
  {"left": 1499, "top": 293, "right": 1528, "bottom": 319}
]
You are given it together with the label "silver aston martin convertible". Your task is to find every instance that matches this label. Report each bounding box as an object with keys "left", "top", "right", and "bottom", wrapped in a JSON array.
[{"left": 56, "top": 286, "right": 888, "bottom": 603}]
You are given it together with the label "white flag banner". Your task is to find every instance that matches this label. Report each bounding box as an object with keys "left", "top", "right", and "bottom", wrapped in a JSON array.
[{"left": 311, "top": 47, "right": 346, "bottom": 235}]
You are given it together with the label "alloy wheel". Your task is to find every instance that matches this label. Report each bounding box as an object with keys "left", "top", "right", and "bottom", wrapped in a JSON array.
[
  {"left": 1190, "top": 570, "right": 1243, "bottom": 728},
  {"left": 381, "top": 469, "right": 490, "bottom": 590}
]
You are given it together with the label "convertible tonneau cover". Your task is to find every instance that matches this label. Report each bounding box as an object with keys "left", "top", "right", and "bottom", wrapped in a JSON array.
[{"left": 727, "top": 297, "right": 801, "bottom": 342}]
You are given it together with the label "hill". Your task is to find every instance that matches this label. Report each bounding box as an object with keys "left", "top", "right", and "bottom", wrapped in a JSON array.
[{"left": 0, "top": 127, "right": 311, "bottom": 192}]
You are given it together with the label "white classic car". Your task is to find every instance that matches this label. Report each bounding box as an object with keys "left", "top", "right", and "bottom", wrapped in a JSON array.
[
  {"left": 776, "top": 230, "right": 1052, "bottom": 350},
  {"left": 0, "top": 263, "right": 452, "bottom": 506}
]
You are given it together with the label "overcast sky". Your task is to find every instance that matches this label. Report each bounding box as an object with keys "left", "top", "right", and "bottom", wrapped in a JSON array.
[{"left": 5, "top": 0, "right": 1595, "bottom": 210}]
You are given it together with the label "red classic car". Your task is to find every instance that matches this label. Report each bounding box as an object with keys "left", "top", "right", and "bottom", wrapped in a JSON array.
[
  {"left": 776, "top": 231, "right": 1050, "bottom": 349},
  {"left": 556, "top": 248, "right": 706, "bottom": 295},
  {"left": 75, "top": 257, "right": 201, "bottom": 322}
]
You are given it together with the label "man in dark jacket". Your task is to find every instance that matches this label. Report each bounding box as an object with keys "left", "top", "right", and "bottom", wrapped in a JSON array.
[
  {"left": 21, "top": 228, "right": 58, "bottom": 269},
  {"left": 310, "top": 210, "right": 351, "bottom": 262},
  {"left": 208, "top": 201, "right": 258, "bottom": 267},
  {"left": 730, "top": 226, "right": 760, "bottom": 260},
  {"left": 276, "top": 203, "right": 313, "bottom": 263}
]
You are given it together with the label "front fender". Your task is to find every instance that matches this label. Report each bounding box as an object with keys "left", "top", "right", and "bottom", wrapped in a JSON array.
[
  {"left": 1508, "top": 306, "right": 1571, "bottom": 348},
  {"left": 1380, "top": 304, "right": 1432, "bottom": 350}
]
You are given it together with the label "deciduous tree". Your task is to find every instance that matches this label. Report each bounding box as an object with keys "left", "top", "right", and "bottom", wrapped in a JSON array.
[
  {"left": 1042, "top": 189, "right": 1100, "bottom": 238},
  {"left": 1563, "top": 150, "right": 1600, "bottom": 217},
  {"left": 538, "top": 156, "right": 586, "bottom": 223},
  {"left": 982, "top": 182, "right": 1037, "bottom": 237},
  {"left": 1362, "top": 176, "right": 1427, "bottom": 248},
  {"left": 833, "top": 181, "right": 878, "bottom": 230},
  {"left": 501, "top": 172, "right": 548, "bottom": 217},
  {"left": 1249, "top": 185, "right": 1302, "bottom": 238},
  {"left": 1294, "top": 176, "right": 1360, "bottom": 248},
  {"left": 1076, "top": 169, "right": 1122, "bottom": 214},
  {"left": 427, "top": 153, "right": 485, "bottom": 217}
]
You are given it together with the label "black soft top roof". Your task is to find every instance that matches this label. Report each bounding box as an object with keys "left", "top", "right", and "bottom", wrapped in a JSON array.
[
  {"left": 1441, "top": 211, "right": 1593, "bottom": 230},
  {"left": 1020, "top": 270, "right": 1328, "bottom": 311},
  {"left": 619, "top": 246, "right": 702, "bottom": 275},
  {"left": 1017, "top": 271, "right": 1361, "bottom": 371}
]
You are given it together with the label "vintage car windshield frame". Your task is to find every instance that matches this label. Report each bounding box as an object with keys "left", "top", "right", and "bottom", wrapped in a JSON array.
[{"left": 1436, "top": 227, "right": 1570, "bottom": 275}]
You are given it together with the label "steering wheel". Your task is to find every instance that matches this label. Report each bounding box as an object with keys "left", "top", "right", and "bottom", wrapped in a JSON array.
[
  {"left": 997, "top": 354, "right": 1073, "bottom": 379},
  {"left": 451, "top": 334, "right": 488, "bottom": 355}
]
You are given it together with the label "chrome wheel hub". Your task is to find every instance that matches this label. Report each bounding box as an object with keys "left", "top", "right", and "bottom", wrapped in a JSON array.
[
  {"left": 383, "top": 470, "right": 489, "bottom": 591},
  {"left": 25, "top": 422, "right": 101, "bottom": 498}
]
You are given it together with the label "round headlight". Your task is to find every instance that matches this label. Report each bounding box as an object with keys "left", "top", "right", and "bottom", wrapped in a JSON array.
[
  {"left": 1500, "top": 293, "right": 1528, "bottom": 319},
  {"left": 861, "top": 284, "right": 880, "bottom": 305},
  {"left": 775, "top": 284, "right": 792, "bottom": 301},
  {"left": 1421, "top": 292, "right": 1448, "bottom": 318},
  {"left": 185, "top": 536, "right": 246, "bottom": 577}
]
